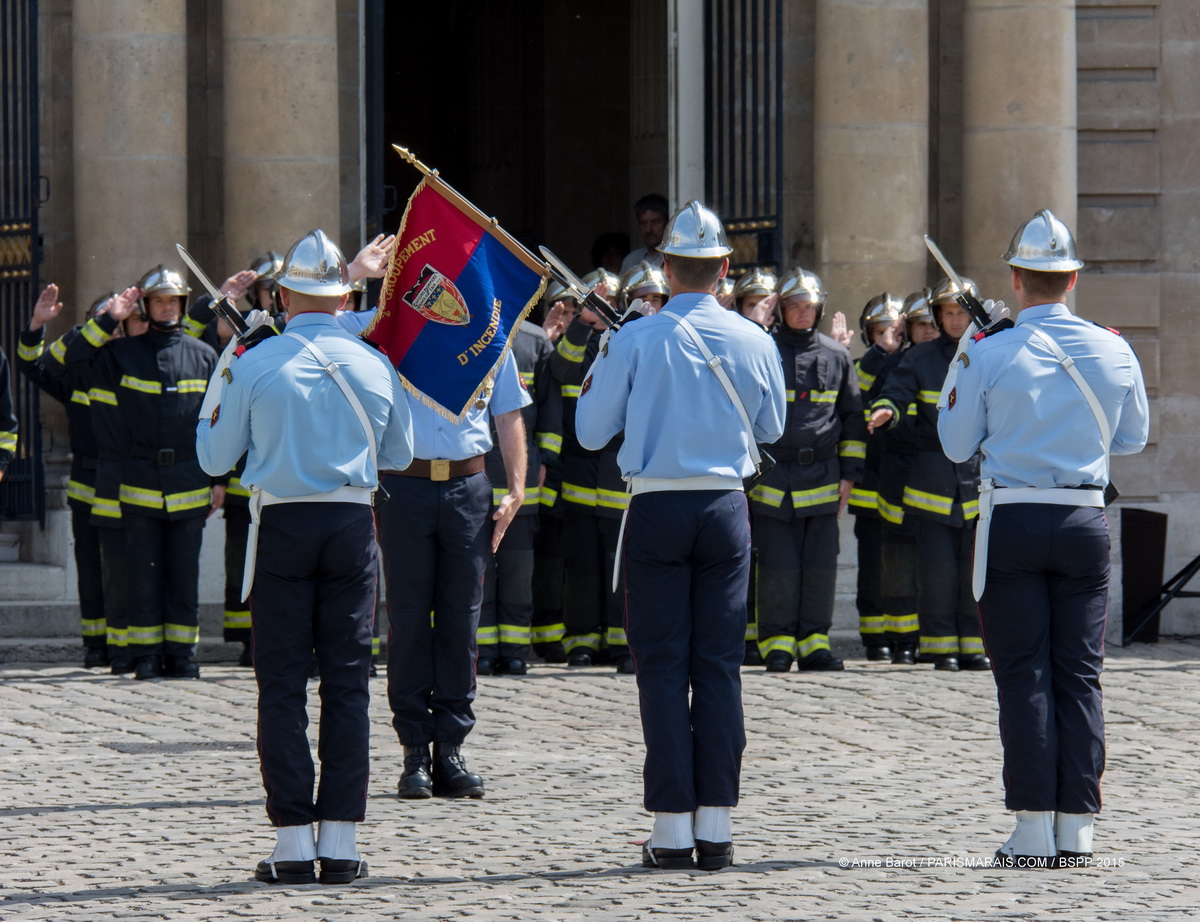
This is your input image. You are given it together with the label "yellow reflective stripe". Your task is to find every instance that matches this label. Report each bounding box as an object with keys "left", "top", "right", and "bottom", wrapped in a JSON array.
[
  {"left": 176, "top": 379, "right": 207, "bottom": 394},
  {"left": 903, "top": 486, "right": 953, "bottom": 516},
  {"left": 183, "top": 315, "right": 207, "bottom": 338},
  {"left": 561, "top": 482, "right": 597, "bottom": 507},
  {"left": 963, "top": 499, "right": 979, "bottom": 520},
  {"left": 17, "top": 339, "right": 43, "bottom": 362},
  {"left": 556, "top": 337, "right": 586, "bottom": 363},
  {"left": 519, "top": 371, "right": 535, "bottom": 387},
  {"left": 81, "top": 318, "right": 112, "bottom": 348},
  {"left": 50, "top": 338, "right": 68, "bottom": 364},
  {"left": 538, "top": 486, "right": 558, "bottom": 507},
  {"left": 859, "top": 616, "right": 885, "bottom": 635},
  {"left": 165, "top": 488, "right": 212, "bottom": 513},
  {"left": 749, "top": 483, "right": 785, "bottom": 507},
  {"left": 918, "top": 389, "right": 940, "bottom": 405},
  {"left": 744, "top": 621, "right": 759, "bottom": 642},
  {"left": 532, "top": 622, "right": 565, "bottom": 643},
  {"left": 536, "top": 431, "right": 563, "bottom": 455},
  {"left": 857, "top": 367, "right": 875, "bottom": 392},
  {"left": 791, "top": 484, "right": 840, "bottom": 508},
  {"left": 797, "top": 633, "right": 830, "bottom": 657},
  {"left": 223, "top": 610, "right": 252, "bottom": 630},
  {"left": 565, "top": 632, "right": 602, "bottom": 652},
  {"left": 371, "top": 636, "right": 381, "bottom": 656},
  {"left": 92, "top": 497, "right": 122, "bottom": 519},
  {"left": 164, "top": 622, "right": 200, "bottom": 645},
  {"left": 907, "top": 403, "right": 918, "bottom": 417},
  {"left": 878, "top": 497, "right": 905, "bottom": 524},
  {"left": 120, "top": 484, "right": 165, "bottom": 509},
  {"left": 885, "top": 612, "right": 919, "bottom": 634},
  {"left": 476, "top": 625, "right": 499, "bottom": 645},
  {"left": 759, "top": 634, "right": 795, "bottom": 656},
  {"left": 106, "top": 626, "right": 128, "bottom": 647},
  {"left": 920, "top": 635, "right": 959, "bottom": 654},
  {"left": 70, "top": 389, "right": 90, "bottom": 406},
  {"left": 596, "top": 487, "right": 630, "bottom": 511},
  {"left": 960, "top": 636, "right": 985, "bottom": 655},
  {"left": 67, "top": 480, "right": 96, "bottom": 505},
  {"left": 561, "top": 384, "right": 581, "bottom": 399},
  {"left": 499, "top": 624, "right": 532, "bottom": 645},
  {"left": 605, "top": 626, "right": 627, "bottom": 646},
  {"left": 839, "top": 440, "right": 866, "bottom": 459},
  {"left": 873, "top": 398, "right": 902, "bottom": 420},
  {"left": 785, "top": 389, "right": 795, "bottom": 402},
  {"left": 227, "top": 477, "right": 252, "bottom": 498},
  {"left": 120, "top": 375, "right": 162, "bottom": 395},
  {"left": 848, "top": 488, "right": 877, "bottom": 510},
  {"left": 0, "top": 431, "right": 16, "bottom": 452},
  {"left": 810, "top": 389, "right": 838, "bottom": 403},
  {"left": 88, "top": 387, "right": 117, "bottom": 406},
  {"left": 127, "top": 625, "right": 165, "bottom": 646},
  {"left": 492, "top": 487, "right": 540, "bottom": 507},
  {"left": 81, "top": 618, "right": 106, "bottom": 638}
]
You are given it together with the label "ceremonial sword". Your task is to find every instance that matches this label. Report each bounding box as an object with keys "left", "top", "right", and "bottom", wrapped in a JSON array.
[
  {"left": 538, "top": 246, "right": 624, "bottom": 329},
  {"left": 175, "top": 243, "right": 251, "bottom": 341},
  {"left": 923, "top": 235, "right": 1005, "bottom": 334}
]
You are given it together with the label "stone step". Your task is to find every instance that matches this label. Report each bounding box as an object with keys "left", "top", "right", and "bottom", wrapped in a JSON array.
[
  {"left": 0, "top": 563, "right": 71, "bottom": 601},
  {"left": 0, "top": 636, "right": 246, "bottom": 665},
  {"left": 0, "top": 601, "right": 230, "bottom": 638}
]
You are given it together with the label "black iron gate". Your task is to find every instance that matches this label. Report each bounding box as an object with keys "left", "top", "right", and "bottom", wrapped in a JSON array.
[
  {"left": 1, "top": 0, "right": 44, "bottom": 522},
  {"left": 704, "top": 0, "right": 784, "bottom": 277}
]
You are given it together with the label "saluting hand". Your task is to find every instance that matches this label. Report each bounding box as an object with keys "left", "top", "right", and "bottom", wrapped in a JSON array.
[
  {"left": 220, "top": 269, "right": 258, "bottom": 303},
  {"left": 830, "top": 312, "right": 854, "bottom": 348},
  {"left": 348, "top": 234, "right": 397, "bottom": 282},
  {"left": 29, "top": 284, "right": 64, "bottom": 332},
  {"left": 104, "top": 287, "right": 142, "bottom": 323}
]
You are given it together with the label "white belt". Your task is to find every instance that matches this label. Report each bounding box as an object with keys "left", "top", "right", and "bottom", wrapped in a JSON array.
[
  {"left": 972, "top": 482, "right": 1106, "bottom": 600},
  {"left": 241, "top": 485, "right": 375, "bottom": 601}
]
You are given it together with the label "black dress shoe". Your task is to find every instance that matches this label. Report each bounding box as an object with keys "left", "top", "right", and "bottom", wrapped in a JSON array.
[
  {"left": 567, "top": 651, "right": 593, "bottom": 667},
  {"left": 891, "top": 644, "right": 918, "bottom": 666},
  {"left": 431, "top": 743, "right": 484, "bottom": 798},
  {"left": 696, "top": 839, "right": 734, "bottom": 871},
  {"left": 934, "top": 654, "right": 960, "bottom": 672},
  {"left": 238, "top": 643, "right": 254, "bottom": 668},
  {"left": 958, "top": 653, "right": 992, "bottom": 671},
  {"left": 134, "top": 655, "right": 163, "bottom": 680},
  {"left": 476, "top": 656, "right": 497, "bottom": 676},
  {"left": 743, "top": 645, "right": 763, "bottom": 667},
  {"left": 318, "top": 857, "right": 368, "bottom": 884},
  {"left": 500, "top": 657, "right": 527, "bottom": 676},
  {"left": 796, "top": 649, "right": 845, "bottom": 671},
  {"left": 398, "top": 745, "right": 433, "bottom": 799},
  {"left": 614, "top": 656, "right": 636, "bottom": 675},
  {"left": 84, "top": 648, "right": 109, "bottom": 669},
  {"left": 865, "top": 645, "right": 892, "bottom": 662},
  {"left": 764, "top": 651, "right": 793, "bottom": 673},
  {"left": 164, "top": 655, "right": 200, "bottom": 679},
  {"left": 255, "top": 858, "right": 316, "bottom": 884},
  {"left": 109, "top": 654, "right": 136, "bottom": 675},
  {"left": 641, "top": 840, "right": 695, "bottom": 869}
]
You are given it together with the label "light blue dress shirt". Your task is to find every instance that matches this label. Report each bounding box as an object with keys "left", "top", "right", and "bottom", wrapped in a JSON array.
[
  {"left": 576, "top": 292, "right": 786, "bottom": 482},
  {"left": 196, "top": 312, "right": 413, "bottom": 496},
  {"left": 937, "top": 302, "right": 1149, "bottom": 488}
]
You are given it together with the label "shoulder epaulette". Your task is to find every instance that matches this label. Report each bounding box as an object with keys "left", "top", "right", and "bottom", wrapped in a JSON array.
[
  {"left": 1091, "top": 320, "right": 1121, "bottom": 336},
  {"left": 972, "top": 317, "right": 1016, "bottom": 343}
]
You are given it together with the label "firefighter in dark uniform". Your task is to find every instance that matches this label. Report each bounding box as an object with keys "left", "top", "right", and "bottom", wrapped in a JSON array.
[
  {"left": 751, "top": 268, "right": 865, "bottom": 672},
  {"left": 548, "top": 268, "right": 619, "bottom": 667},
  {"left": 938, "top": 210, "right": 1149, "bottom": 866},
  {"left": 479, "top": 318, "right": 563, "bottom": 675},
  {"left": 66, "top": 268, "right": 221, "bottom": 680},
  {"left": 17, "top": 286, "right": 114, "bottom": 666},
  {"left": 868, "top": 278, "right": 988, "bottom": 671},
  {"left": 0, "top": 346, "right": 16, "bottom": 484},
  {"left": 848, "top": 293, "right": 906, "bottom": 661}
]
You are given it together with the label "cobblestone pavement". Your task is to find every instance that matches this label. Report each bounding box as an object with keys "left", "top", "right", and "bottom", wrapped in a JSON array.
[{"left": 1, "top": 639, "right": 1198, "bottom": 921}]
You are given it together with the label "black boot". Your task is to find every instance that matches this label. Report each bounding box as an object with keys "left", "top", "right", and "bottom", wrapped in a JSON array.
[
  {"left": 84, "top": 647, "right": 109, "bottom": 669},
  {"left": 397, "top": 745, "right": 433, "bottom": 799},
  {"left": 891, "top": 643, "right": 918, "bottom": 666},
  {"left": 431, "top": 743, "right": 485, "bottom": 798},
  {"left": 134, "top": 655, "right": 163, "bottom": 680},
  {"left": 164, "top": 655, "right": 200, "bottom": 679}
]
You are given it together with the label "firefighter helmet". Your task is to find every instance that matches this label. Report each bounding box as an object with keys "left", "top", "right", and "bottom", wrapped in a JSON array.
[
  {"left": 1002, "top": 208, "right": 1084, "bottom": 272},
  {"left": 657, "top": 200, "right": 733, "bottom": 258},
  {"left": 859, "top": 292, "right": 905, "bottom": 346},
  {"left": 618, "top": 262, "right": 669, "bottom": 310},
  {"left": 277, "top": 229, "right": 352, "bottom": 297}
]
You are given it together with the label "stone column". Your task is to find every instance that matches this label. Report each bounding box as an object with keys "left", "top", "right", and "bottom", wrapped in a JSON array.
[
  {"left": 813, "top": 0, "right": 929, "bottom": 330},
  {"left": 73, "top": 0, "right": 188, "bottom": 312},
  {"left": 223, "top": 1, "right": 340, "bottom": 271},
  {"left": 962, "top": 0, "right": 1077, "bottom": 301}
]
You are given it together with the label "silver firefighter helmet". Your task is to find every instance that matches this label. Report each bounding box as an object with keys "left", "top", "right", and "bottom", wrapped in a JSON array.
[
  {"left": 618, "top": 261, "right": 669, "bottom": 310},
  {"left": 657, "top": 200, "right": 733, "bottom": 258},
  {"left": 859, "top": 292, "right": 905, "bottom": 346},
  {"left": 901, "top": 288, "right": 934, "bottom": 325},
  {"left": 583, "top": 268, "right": 622, "bottom": 308},
  {"left": 715, "top": 276, "right": 734, "bottom": 301},
  {"left": 249, "top": 250, "right": 285, "bottom": 283},
  {"left": 929, "top": 276, "right": 978, "bottom": 332},
  {"left": 277, "top": 229, "right": 352, "bottom": 297},
  {"left": 733, "top": 267, "right": 778, "bottom": 302},
  {"left": 544, "top": 278, "right": 573, "bottom": 305},
  {"left": 1002, "top": 208, "right": 1084, "bottom": 272},
  {"left": 775, "top": 267, "right": 827, "bottom": 330},
  {"left": 137, "top": 265, "right": 191, "bottom": 324}
]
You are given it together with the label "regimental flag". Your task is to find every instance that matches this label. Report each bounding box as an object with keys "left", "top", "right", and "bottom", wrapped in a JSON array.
[{"left": 367, "top": 168, "right": 547, "bottom": 421}]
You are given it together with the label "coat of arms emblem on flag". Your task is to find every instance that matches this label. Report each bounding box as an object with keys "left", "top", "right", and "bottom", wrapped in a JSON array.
[{"left": 365, "top": 146, "right": 547, "bottom": 421}]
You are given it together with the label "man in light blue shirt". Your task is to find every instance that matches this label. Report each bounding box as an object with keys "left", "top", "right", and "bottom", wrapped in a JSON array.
[
  {"left": 937, "top": 210, "right": 1149, "bottom": 868},
  {"left": 577, "top": 201, "right": 785, "bottom": 871},
  {"left": 197, "top": 229, "right": 413, "bottom": 885}
]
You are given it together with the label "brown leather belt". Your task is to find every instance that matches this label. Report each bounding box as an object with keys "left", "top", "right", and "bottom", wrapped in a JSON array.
[{"left": 382, "top": 456, "right": 485, "bottom": 482}]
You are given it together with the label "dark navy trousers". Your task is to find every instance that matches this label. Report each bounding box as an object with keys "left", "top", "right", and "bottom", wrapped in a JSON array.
[
  {"left": 624, "top": 489, "right": 749, "bottom": 813},
  {"left": 376, "top": 471, "right": 490, "bottom": 746},
  {"left": 251, "top": 502, "right": 376, "bottom": 827},
  {"left": 979, "top": 504, "right": 1109, "bottom": 814}
]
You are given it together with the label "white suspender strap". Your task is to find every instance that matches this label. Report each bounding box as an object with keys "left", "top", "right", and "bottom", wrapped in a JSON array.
[{"left": 1024, "top": 326, "right": 1112, "bottom": 472}]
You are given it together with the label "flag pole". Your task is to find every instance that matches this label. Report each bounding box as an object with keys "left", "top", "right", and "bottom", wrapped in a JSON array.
[{"left": 391, "top": 144, "right": 547, "bottom": 276}]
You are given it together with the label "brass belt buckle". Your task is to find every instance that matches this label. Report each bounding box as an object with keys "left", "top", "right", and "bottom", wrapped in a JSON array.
[{"left": 430, "top": 459, "right": 451, "bottom": 482}]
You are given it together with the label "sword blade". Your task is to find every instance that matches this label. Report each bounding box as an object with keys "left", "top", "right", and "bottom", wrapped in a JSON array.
[
  {"left": 175, "top": 243, "right": 249, "bottom": 338},
  {"left": 537, "top": 245, "right": 621, "bottom": 328},
  {"left": 923, "top": 235, "right": 967, "bottom": 294},
  {"left": 922, "top": 235, "right": 990, "bottom": 330}
]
